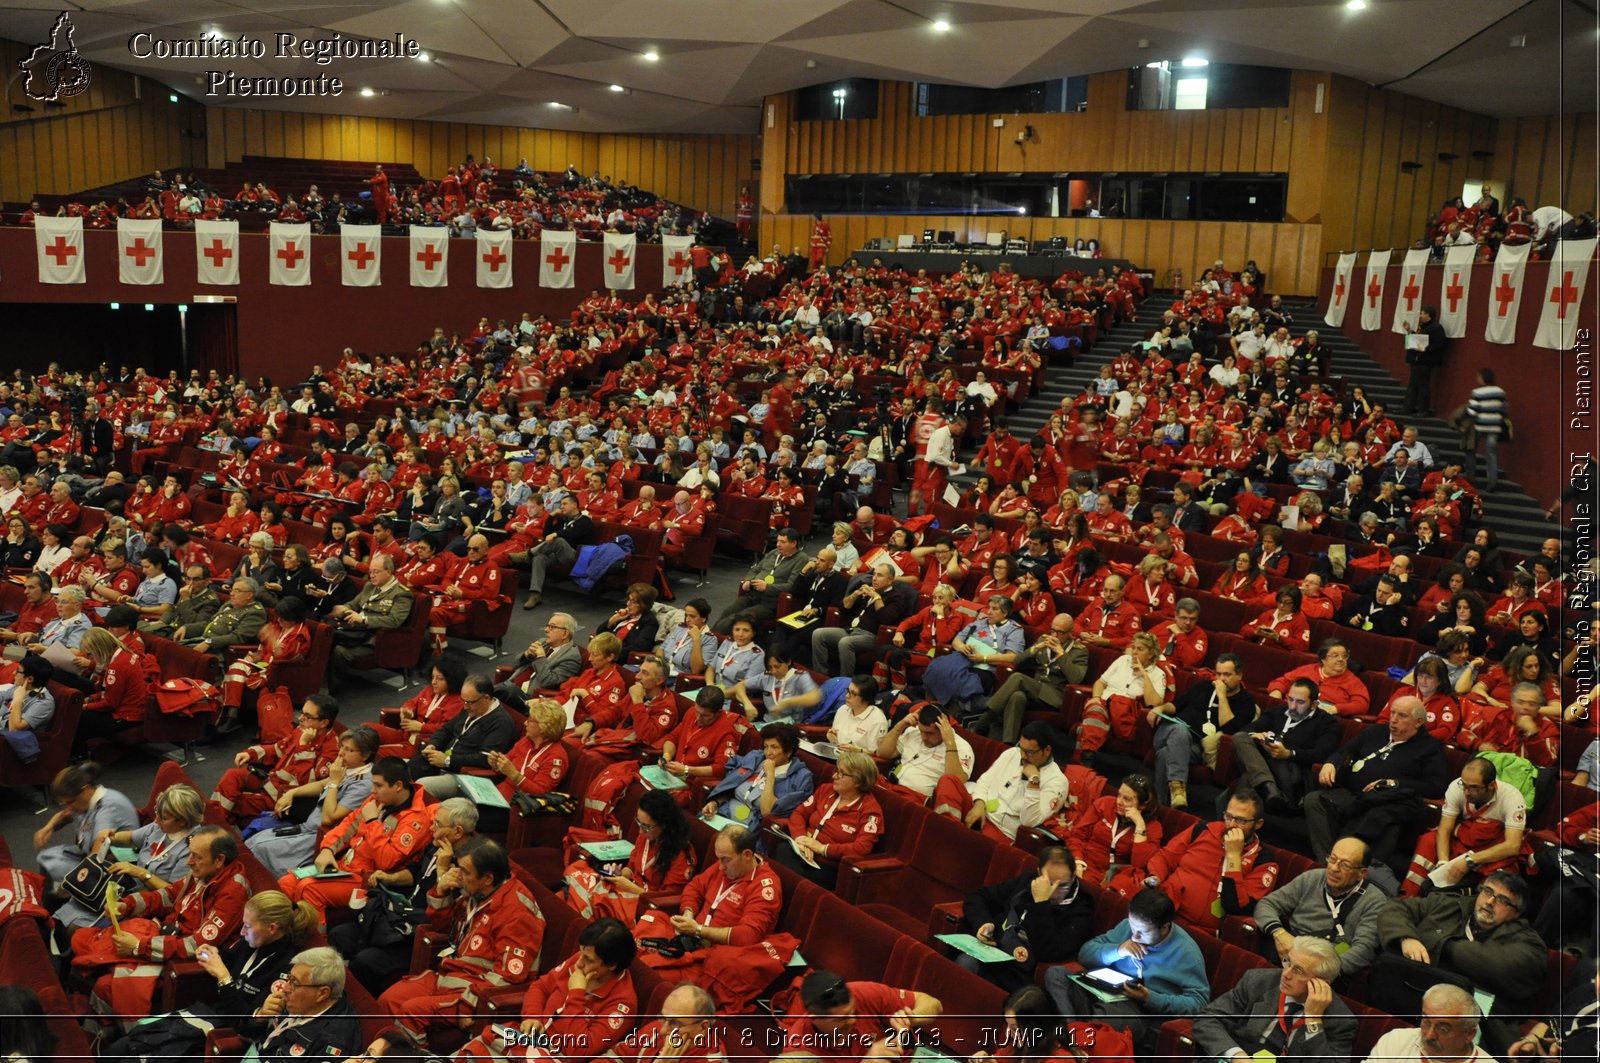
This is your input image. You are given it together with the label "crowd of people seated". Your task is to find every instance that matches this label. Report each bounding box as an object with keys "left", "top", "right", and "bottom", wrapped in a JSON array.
[
  {"left": 8, "top": 157, "right": 706, "bottom": 241},
  {"left": 0, "top": 239, "right": 1595, "bottom": 1063}
]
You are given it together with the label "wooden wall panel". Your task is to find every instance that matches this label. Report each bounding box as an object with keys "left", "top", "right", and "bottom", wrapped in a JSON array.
[
  {"left": 1494, "top": 113, "right": 1599, "bottom": 215},
  {"left": 762, "top": 212, "right": 1323, "bottom": 294},
  {"left": 195, "top": 108, "right": 756, "bottom": 218},
  {"left": 0, "top": 37, "right": 204, "bottom": 203}
]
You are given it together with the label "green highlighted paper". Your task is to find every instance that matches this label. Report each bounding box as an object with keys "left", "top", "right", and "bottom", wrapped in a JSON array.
[
  {"left": 640, "top": 764, "right": 688, "bottom": 791},
  {"left": 935, "top": 933, "right": 1011, "bottom": 964},
  {"left": 454, "top": 773, "right": 509, "bottom": 808},
  {"left": 579, "top": 840, "right": 636, "bottom": 862}
]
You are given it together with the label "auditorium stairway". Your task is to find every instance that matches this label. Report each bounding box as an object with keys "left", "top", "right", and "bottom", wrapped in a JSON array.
[
  {"left": 1275, "top": 297, "right": 1552, "bottom": 554},
  {"left": 955, "top": 292, "right": 1550, "bottom": 553}
]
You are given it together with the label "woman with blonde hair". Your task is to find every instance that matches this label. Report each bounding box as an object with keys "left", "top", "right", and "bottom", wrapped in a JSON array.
[
  {"left": 1077, "top": 631, "right": 1167, "bottom": 766},
  {"left": 102, "top": 888, "right": 319, "bottom": 1059},
  {"left": 72, "top": 626, "right": 150, "bottom": 755},
  {"left": 54, "top": 782, "right": 204, "bottom": 931}
]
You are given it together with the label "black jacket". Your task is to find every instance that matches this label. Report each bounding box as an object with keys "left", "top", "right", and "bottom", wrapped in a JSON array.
[
  {"left": 963, "top": 872, "right": 1094, "bottom": 966},
  {"left": 601, "top": 607, "right": 660, "bottom": 658},
  {"left": 1168, "top": 502, "right": 1208, "bottom": 534},
  {"left": 840, "top": 582, "right": 915, "bottom": 635},
  {"left": 1406, "top": 318, "right": 1448, "bottom": 367},
  {"left": 1334, "top": 592, "right": 1411, "bottom": 639},
  {"left": 1171, "top": 678, "right": 1259, "bottom": 736},
  {"left": 550, "top": 513, "right": 595, "bottom": 547},
  {"left": 239, "top": 997, "right": 363, "bottom": 1063},
  {"left": 1328, "top": 725, "right": 1449, "bottom": 798},
  {"left": 417, "top": 703, "right": 520, "bottom": 772},
  {"left": 1251, "top": 704, "right": 1341, "bottom": 769}
]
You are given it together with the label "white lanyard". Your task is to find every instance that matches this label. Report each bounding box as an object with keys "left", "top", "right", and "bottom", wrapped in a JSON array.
[
  {"left": 812, "top": 793, "right": 860, "bottom": 835},
  {"left": 707, "top": 868, "right": 755, "bottom": 915},
  {"left": 238, "top": 946, "right": 275, "bottom": 984}
]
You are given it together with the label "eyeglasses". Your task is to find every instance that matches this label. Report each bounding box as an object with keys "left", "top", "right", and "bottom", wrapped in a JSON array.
[
  {"left": 1280, "top": 959, "right": 1315, "bottom": 977},
  {"left": 635, "top": 819, "right": 661, "bottom": 833},
  {"left": 1476, "top": 885, "right": 1518, "bottom": 909},
  {"left": 1325, "top": 856, "right": 1364, "bottom": 871},
  {"left": 1221, "top": 812, "right": 1259, "bottom": 827}
]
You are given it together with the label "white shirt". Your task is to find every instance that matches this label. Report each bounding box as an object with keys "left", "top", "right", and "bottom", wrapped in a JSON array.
[
  {"left": 1530, "top": 205, "right": 1573, "bottom": 238},
  {"left": 0, "top": 486, "right": 20, "bottom": 514},
  {"left": 968, "top": 746, "right": 1068, "bottom": 840},
  {"left": 1097, "top": 654, "right": 1167, "bottom": 701},
  {"left": 924, "top": 424, "right": 957, "bottom": 469},
  {"left": 1441, "top": 777, "right": 1527, "bottom": 832},
  {"left": 832, "top": 703, "right": 888, "bottom": 752},
  {"left": 1362, "top": 1027, "right": 1494, "bottom": 1063},
  {"left": 893, "top": 727, "right": 976, "bottom": 798}
]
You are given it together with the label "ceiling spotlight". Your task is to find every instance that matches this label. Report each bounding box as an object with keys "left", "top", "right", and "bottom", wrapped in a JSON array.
[
  {"left": 1181, "top": 56, "right": 1208, "bottom": 68},
  {"left": 416, "top": 51, "right": 431, "bottom": 61},
  {"left": 642, "top": 49, "right": 659, "bottom": 61},
  {"left": 609, "top": 84, "right": 625, "bottom": 92},
  {"left": 203, "top": 27, "right": 223, "bottom": 40},
  {"left": 1345, "top": 0, "right": 1366, "bottom": 9},
  {"left": 360, "top": 87, "right": 375, "bottom": 97},
  {"left": 932, "top": 19, "right": 951, "bottom": 32}
]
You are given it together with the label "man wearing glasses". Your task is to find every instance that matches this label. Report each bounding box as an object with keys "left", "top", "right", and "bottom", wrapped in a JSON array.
[
  {"left": 238, "top": 946, "right": 363, "bottom": 1060},
  {"left": 1192, "top": 936, "right": 1356, "bottom": 1062},
  {"left": 426, "top": 533, "right": 504, "bottom": 657},
  {"left": 412, "top": 674, "right": 519, "bottom": 797},
  {"left": 1373, "top": 870, "right": 1547, "bottom": 1043},
  {"left": 1254, "top": 836, "right": 1393, "bottom": 978},
  {"left": 1144, "top": 785, "right": 1280, "bottom": 933},
  {"left": 208, "top": 693, "right": 342, "bottom": 825},
  {"left": 136, "top": 564, "right": 220, "bottom": 640},
  {"left": 1366, "top": 984, "right": 1496, "bottom": 1063}
]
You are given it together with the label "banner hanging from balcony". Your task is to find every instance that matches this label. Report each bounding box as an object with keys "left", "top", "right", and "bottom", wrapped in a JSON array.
[
  {"left": 1483, "top": 242, "right": 1529, "bottom": 345},
  {"left": 35, "top": 216, "right": 84, "bottom": 285},
  {"left": 340, "top": 225, "right": 382, "bottom": 287},
  {"left": 116, "top": 219, "right": 163, "bottom": 286},
  {"left": 539, "top": 230, "right": 576, "bottom": 289},
  {"left": 408, "top": 228, "right": 448, "bottom": 287},
  {"left": 1533, "top": 237, "right": 1596, "bottom": 351},
  {"left": 194, "top": 221, "right": 239, "bottom": 286},
  {"left": 1323, "top": 252, "right": 1358, "bottom": 328},
  {"left": 1437, "top": 245, "right": 1475, "bottom": 339},
  {"left": 1359, "top": 249, "right": 1390, "bottom": 331},
  {"left": 662, "top": 234, "right": 694, "bottom": 287},
  {"left": 269, "top": 223, "right": 312, "bottom": 286},
  {"left": 1390, "top": 248, "right": 1429, "bottom": 333},
  {"left": 603, "top": 232, "right": 636, "bottom": 290},
  {"left": 476, "top": 229, "right": 513, "bottom": 288}
]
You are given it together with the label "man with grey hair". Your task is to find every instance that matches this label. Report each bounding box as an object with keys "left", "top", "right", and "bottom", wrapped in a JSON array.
[
  {"left": 1192, "top": 934, "right": 1357, "bottom": 1061},
  {"left": 1364, "top": 983, "right": 1489, "bottom": 1062},
  {"left": 506, "top": 611, "right": 582, "bottom": 696},
  {"left": 811, "top": 563, "right": 914, "bottom": 676},
  {"left": 1303, "top": 696, "right": 1450, "bottom": 866},
  {"left": 179, "top": 575, "right": 268, "bottom": 657},
  {"left": 141, "top": 563, "right": 221, "bottom": 638},
  {"left": 239, "top": 945, "right": 362, "bottom": 1060},
  {"left": 305, "top": 557, "right": 358, "bottom": 620},
  {"left": 327, "top": 551, "right": 415, "bottom": 682}
]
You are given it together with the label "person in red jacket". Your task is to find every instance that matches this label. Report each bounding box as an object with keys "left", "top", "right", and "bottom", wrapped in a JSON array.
[
  {"left": 73, "top": 627, "right": 150, "bottom": 756},
  {"left": 427, "top": 534, "right": 504, "bottom": 656},
  {"left": 1147, "top": 601, "right": 1209, "bottom": 670},
  {"left": 279, "top": 757, "right": 434, "bottom": 927},
  {"left": 611, "top": 983, "right": 723, "bottom": 1063},
  {"left": 372, "top": 839, "right": 547, "bottom": 1053},
  {"left": 454, "top": 917, "right": 638, "bottom": 1063},
  {"left": 1240, "top": 586, "right": 1312, "bottom": 653},
  {"left": 1145, "top": 785, "right": 1280, "bottom": 932},
  {"left": 1376, "top": 656, "right": 1461, "bottom": 744},
  {"left": 559, "top": 632, "right": 630, "bottom": 741},
  {"left": 1266, "top": 640, "right": 1371, "bottom": 716},
  {"left": 1068, "top": 774, "right": 1166, "bottom": 897},
  {"left": 70, "top": 825, "right": 252, "bottom": 1021},
  {"left": 482, "top": 699, "right": 570, "bottom": 833},
  {"left": 659, "top": 687, "right": 745, "bottom": 805},
  {"left": 773, "top": 750, "right": 884, "bottom": 889},
  {"left": 1072, "top": 575, "right": 1140, "bottom": 650},
  {"left": 782, "top": 969, "right": 943, "bottom": 1063},
  {"left": 208, "top": 693, "right": 342, "bottom": 821},
  {"left": 370, "top": 659, "right": 466, "bottom": 760},
  {"left": 584, "top": 655, "right": 681, "bottom": 754}
]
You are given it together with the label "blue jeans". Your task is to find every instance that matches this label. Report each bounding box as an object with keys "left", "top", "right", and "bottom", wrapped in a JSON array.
[{"left": 1475, "top": 433, "right": 1500, "bottom": 487}]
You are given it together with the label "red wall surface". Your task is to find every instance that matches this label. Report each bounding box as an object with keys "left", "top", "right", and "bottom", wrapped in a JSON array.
[
  {"left": 0, "top": 227, "right": 674, "bottom": 382},
  {"left": 1318, "top": 259, "right": 1599, "bottom": 505}
]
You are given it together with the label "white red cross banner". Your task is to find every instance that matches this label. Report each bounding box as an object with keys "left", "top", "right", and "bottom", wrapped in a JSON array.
[
  {"left": 603, "top": 231, "right": 637, "bottom": 290},
  {"left": 476, "top": 229, "right": 513, "bottom": 288},
  {"left": 1437, "top": 244, "right": 1475, "bottom": 338},
  {"left": 1323, "top": 252, "right": 1357, "bottom": 328},
  {"left": 1359, "top": 249, "right": 1390, "bottom": 331},
  {"left": 1390, "top": 248, "right": 1429, "bottom": 333},
  {"left": 540, "top": 230, "right": 576, "bottom": 289},
  {"left": 662, "top": 234, "right": 694, "bottom": 287},
  {"left": 1534, "top": 237, "right": 1597, "bottom": 350},
  {"left": 340, "top": 225, "right": 382, "bottom": 287},
  {"left": 269, "top": 223, "right": 312, "bottom": 286},
  {"left": 194, "top": 220, "right": 239, "bottom": 286},
  {"left": 409, "top": 228, "right": 448, "bottom": 287},
  {"left": 35, "top": 216, "right": 84, "bottom": 284},
  {"left": 1484, "top": 241, "right": 1529, "bottom": 345},
  {"left": 116, "top": 218, "right": 163, "bottom": 285}
]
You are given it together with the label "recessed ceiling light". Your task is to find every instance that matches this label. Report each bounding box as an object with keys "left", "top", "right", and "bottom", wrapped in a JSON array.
[
  {"left": 1181, "top": 56, "right": 1208, "bottom": 68},
  {"left": 360, "top": 87, "right": 375, "bottom": 97},
  {"left": 609, "top": 84, "right": 625, "bottom": 92},
  {"left": 416, "top": 51, "right": 431, "bottom": 61},
  {"left": 203, "top": 27, "right": 222, "bottom": 39},
  {"left": 642, "top": 49, "right": 659, "bottom": 61},
  {"left": 1346, "top": 0, "right": 1367, "bottom": 9},
  {"left": 932, "top": 19, "right": 951, "bottom": 32}
]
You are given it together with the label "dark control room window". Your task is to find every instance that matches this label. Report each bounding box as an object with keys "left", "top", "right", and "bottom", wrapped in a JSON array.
[{"left": 795, "top": 79, "right": 880, "bottom": 121}]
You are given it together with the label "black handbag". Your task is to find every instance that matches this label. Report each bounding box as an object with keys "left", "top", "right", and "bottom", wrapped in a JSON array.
[
  {"left": 512, "top": 790, "right": 577, "bottom": 818},
  {"left": 357, "top": 884, "right": 416, "bottom": 949},
  {"left": 61, "top": 855, "right": 140, "bottom": 911}
]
